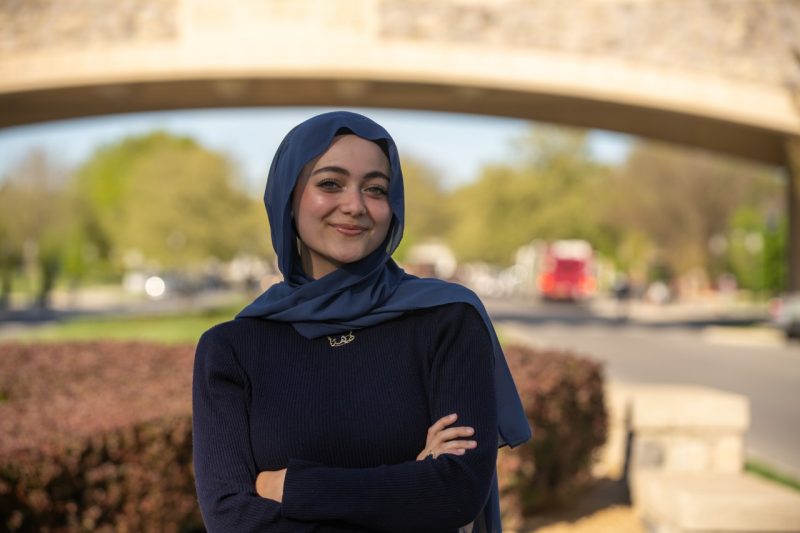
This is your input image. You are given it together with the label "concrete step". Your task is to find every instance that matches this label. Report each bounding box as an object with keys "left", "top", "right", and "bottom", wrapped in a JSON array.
[{"left": 631, "top": 470, "right": 800, "bottom": 532}]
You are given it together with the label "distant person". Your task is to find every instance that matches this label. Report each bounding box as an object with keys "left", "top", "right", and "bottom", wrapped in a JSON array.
[
  {"left": 192, "top": 111, "right": 530, "bottom": 532},
  {"left": 716, "top": 272, "right": 738, "bottom": 301},
  {"left": 612, "top": 272, "right": 632, "bottom": 320}
]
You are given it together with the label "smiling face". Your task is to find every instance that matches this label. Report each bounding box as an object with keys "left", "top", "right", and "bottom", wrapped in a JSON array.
[{"left": 291, "top": 134, "right": 393, "bottom": 279}]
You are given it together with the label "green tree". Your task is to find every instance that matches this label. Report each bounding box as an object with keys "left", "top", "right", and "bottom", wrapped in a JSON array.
[
  {"left": 446, "top": 125, "right": 615, "bottom": 264},
  {"left": 72, "top": 132, "right": 270, "bottom": 273},
  {"left": 612, "top": 141, "right": 783, "bottom": 286},
  {"left": 0, "top": 151, "right": 77, "bottom": 308},
  {"left": 393, "top": 156, "right": 451, "bottom": 261},
  {"left": 0, "top": 197, "right": 22, "bottom": 309}
]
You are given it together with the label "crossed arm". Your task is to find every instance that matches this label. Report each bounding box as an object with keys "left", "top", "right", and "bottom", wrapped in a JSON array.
[{"left": 255, "top": 413, "right": 478, "bottom": 501}]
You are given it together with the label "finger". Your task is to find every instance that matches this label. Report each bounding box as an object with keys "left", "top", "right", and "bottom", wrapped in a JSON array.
[
  {"left": 427, "top": 413, "right": 458, "bottom": 436},
  {"left": 431, "top": 426, "right": 475, "bottom": 443},
  {"left": 443, "top": 439, "right": 478, "bottom": 449},
  {"left": 430, "top": 440, "right": 478, "bottom": 459},
  {"left": 434, "top": 439, "right": 478, "bottom": 454},
  {"left": 436, "top": 448, "right": 466, "bottom": 457},
  {"left": 429, "top": 427, "right": 474, "bottom": 450}
]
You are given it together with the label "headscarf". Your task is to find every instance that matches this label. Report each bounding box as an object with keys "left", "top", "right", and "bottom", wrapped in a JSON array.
[{"left": 238, "top": 111, "right": 531, "bottom": 532}]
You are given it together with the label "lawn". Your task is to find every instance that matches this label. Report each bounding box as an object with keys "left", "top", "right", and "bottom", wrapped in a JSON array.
[
  {"left": 5, "top": 305, "right": 244, "bottom": 344},
  {"left": 746, "top": 458, "right": 800, "bottom": 493}
]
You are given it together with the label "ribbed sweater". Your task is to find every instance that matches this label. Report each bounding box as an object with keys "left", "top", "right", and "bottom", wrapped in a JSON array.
[{"left": 192, "top": 302, "right": 498, "bottom": 533}]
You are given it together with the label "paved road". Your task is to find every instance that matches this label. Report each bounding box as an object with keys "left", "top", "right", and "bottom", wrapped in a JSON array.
[{"left": 485, "top": 297, "right": 800, "bottom": 479}]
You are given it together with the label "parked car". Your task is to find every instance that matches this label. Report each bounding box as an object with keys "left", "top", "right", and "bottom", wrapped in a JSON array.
[{"left": 770, "top": 293, "right": 800, "bottom": 338}]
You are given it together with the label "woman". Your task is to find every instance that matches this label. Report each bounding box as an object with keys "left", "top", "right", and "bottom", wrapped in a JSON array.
[{"left": 192, "top": 111, "right": 530, "bottom": 532}]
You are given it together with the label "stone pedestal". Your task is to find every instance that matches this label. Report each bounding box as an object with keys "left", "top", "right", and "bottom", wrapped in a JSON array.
[{"left": 629, "top": 385, "right": 749, "bottom": 474}]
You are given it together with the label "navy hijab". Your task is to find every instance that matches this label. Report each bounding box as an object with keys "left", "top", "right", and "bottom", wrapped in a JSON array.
[{"left": 238, "top": 111, "right": 531, "bottom": 531}]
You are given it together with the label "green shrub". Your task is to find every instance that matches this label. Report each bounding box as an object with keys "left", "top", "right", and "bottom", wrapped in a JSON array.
[
  {"left": 497, "top": 344, "right": 607, "bottom": 529},
  {"left": 0, "top": 342, "right": 200, "bottom": 532}
]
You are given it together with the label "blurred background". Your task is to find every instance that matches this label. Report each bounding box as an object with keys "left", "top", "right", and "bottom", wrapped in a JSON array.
[{"left": 1, "top": 0, "right": 799, "bottom": 531}]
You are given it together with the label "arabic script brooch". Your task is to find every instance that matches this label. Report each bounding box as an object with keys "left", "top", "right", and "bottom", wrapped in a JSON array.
[{"left": 327, "top": 331, "right": 355, "bottom": 347}]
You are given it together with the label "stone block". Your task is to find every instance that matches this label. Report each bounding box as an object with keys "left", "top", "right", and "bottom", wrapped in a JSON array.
[
  {"left": 711, "top": 434, "right": 745, "bottom": 472},
  {"left": 628, "top": 385, "right": 749, "bottom": 474},
  {"left": 631, "top": 432, "right": 744, "bottom": 474},
  {"left": 630, "top": 385, "right": 749, "bottom": 432}
]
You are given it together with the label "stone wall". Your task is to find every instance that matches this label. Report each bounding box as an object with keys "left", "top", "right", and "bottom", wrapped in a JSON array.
[
  {"left": 0, "top": 0, "right": 178, "bottom": 53},
  {"left": 0, "top": 0, "right": 800, "bottom": 90},
  {"left": 379, "top": 0, "right": 800, "bottom": 87},
  {"left": 3, "top": 0, "right": 799, "bottom": 89}
]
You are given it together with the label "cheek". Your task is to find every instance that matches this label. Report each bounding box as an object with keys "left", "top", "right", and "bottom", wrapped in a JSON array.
[
  {"left": 293, "top": 195, "right": 325, "bottom": 243},
  {"left": 370, "top": 201, "right": 393, "bottom": 232},
  {"left": 297, "top": 191, "right": 334, "bottom": 221}
]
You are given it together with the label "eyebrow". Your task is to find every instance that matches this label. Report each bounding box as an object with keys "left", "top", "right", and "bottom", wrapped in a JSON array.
[{"left": 311, "top": 165, "right": 390, "bottom": 181}]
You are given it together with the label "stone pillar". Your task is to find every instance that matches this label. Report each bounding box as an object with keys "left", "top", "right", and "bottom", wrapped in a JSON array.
[{"left": 787, "top": 137, "right": 800, "bottom": 292}]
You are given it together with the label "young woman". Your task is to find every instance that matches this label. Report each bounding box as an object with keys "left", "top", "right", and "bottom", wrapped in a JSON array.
[{"left": 192, "top": 111, "right": 530, "bottom": 532}]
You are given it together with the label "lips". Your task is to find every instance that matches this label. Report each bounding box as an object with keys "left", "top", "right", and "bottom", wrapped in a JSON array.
[{"left": 330, "top": 223, "right": 369, "bottom": 236}]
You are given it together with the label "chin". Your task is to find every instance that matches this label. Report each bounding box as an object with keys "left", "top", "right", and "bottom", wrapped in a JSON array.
[
  {"left": 330, "top": 245, "right": 378, "bottom": 265},
  {"left": 333, "top": 252, "right": 368, "bottom": 264}
]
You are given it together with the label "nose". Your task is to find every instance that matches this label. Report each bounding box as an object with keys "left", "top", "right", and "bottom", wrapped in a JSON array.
[{"left": 340, "top": 187, "right": 366, "bottom": 216}]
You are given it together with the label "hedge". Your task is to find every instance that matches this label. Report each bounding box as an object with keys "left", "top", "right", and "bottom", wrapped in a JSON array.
[
  {"left": 0, "top": 342, "right": 200, "bottom": 532},
  {"left": 498, "top": 344, "right": 607, "bottom": 529},
  {"left": 0, "top": 341, "right": 605, "bottom": 531}
]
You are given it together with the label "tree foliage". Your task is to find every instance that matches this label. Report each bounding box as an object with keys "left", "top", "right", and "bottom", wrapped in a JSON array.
[
  {"left": 0, "top": 151, "right": 77, "bottom": 307},
  {"left": 439, "top": 125, "right": 784, "bottom": 294},
  {"left": 393, "top": 156, "right": 452, "bottom": 261},
  {"left": 446, "top": 126, "right": 615, "bottom": 264},
  {"left": 1, "top": 124, "right": 786, "bottom": 305},
  {"left": 611, "top": 141, "right": 784, "bottom": 289},
  {"left": 72, "top": 132, "right": 270, "bottom": 272}
]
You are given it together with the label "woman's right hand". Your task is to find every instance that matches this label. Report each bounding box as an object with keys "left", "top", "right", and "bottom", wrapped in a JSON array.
[{"left": 416, "top": 413, "right": 477, "bottom": 460}]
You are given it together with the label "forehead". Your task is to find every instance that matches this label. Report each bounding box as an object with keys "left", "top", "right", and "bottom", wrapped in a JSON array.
[{"left": 313, "top": 134, "right": 389, "bottom": 168}]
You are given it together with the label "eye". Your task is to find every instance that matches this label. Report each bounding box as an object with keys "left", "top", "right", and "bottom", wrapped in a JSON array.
[
  {"left": 364, "top": 184, "right": 388, "bottom": 197},
  {"left": 316, "top": 179, "right": 341, "bottom": 191}
]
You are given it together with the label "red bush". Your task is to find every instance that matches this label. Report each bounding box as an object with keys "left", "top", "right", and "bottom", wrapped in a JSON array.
[
  {"left": 0, "top": 342, "right": 200, "bottom": 532},
  {"left": 497, "top": 344, "right": 607, "bottom": 528}
]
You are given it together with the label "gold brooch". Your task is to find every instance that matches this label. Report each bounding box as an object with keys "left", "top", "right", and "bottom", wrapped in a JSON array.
[{"left": 327, "top": 331, "right": 355, "bottom": 347}]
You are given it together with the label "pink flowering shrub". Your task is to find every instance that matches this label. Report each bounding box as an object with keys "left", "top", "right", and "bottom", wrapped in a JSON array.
[{"left": 497, "top": 344, "right": 607, "bottom": 529}]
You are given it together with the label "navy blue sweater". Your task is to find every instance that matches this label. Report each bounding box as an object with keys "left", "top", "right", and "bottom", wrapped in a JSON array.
[{"left": 192, "top": 303, "right": 498, "bottom": 532}]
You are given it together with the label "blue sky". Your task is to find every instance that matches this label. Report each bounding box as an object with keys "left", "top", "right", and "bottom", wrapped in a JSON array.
[{"left": 0, "top": 107, "right": 633, "bottom": 192}]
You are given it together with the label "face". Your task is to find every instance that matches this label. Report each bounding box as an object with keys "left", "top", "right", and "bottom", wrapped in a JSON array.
[{"left": 292, "top": 134, "right": 392, "bottom": 279}]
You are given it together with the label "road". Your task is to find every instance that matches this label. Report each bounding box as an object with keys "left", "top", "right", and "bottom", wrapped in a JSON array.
[{"left": 485, "top": 297, "right": 800, "bottom": 479}]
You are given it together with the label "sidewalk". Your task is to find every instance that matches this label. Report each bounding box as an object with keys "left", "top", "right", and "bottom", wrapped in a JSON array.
[{"left": 588, "top": 295, "right": 770, "bottom": 326}]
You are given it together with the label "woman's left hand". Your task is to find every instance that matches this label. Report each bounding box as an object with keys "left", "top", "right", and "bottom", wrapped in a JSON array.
[
  {"left": 255, "top": 469, "right": 287, "bottom": 502},
  {"left": 417, "top": 413, "right": 476, "bottom": 460}
]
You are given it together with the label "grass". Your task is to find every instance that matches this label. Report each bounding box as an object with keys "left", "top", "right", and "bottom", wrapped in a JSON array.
[
  {"left": 746, "top": 458, "right": 800, "bottom": 492},
  {"left": 4, "top": 304, "right": 244, "bottom": 344}
]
